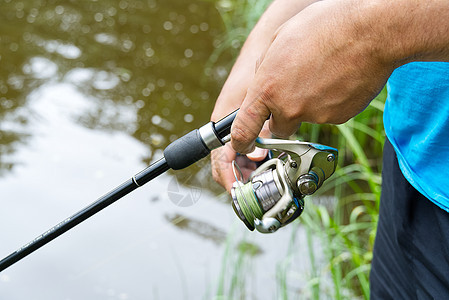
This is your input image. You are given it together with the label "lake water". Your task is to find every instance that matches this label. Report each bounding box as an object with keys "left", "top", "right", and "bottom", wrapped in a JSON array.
[{"left": 0, "top": 1, "right": 314, "bottom": 299}]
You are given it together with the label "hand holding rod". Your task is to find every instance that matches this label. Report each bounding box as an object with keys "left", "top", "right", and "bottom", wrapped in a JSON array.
[{"left": 0, "top": 109, "right": 239, "bottom": 272}]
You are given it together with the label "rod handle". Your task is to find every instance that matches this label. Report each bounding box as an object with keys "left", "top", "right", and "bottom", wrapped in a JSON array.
[{"left": 164, "top": 129, "right": 210, "bottom": 170}]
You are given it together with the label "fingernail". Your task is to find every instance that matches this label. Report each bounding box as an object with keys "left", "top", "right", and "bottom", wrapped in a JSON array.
[{"left": 247, "top": 147, "right": 268, "bottom": 161}]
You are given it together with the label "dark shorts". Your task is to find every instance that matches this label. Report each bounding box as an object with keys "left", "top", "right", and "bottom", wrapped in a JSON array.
[{"left": 370, "top": 139, "right": 449, "bottom": 299}]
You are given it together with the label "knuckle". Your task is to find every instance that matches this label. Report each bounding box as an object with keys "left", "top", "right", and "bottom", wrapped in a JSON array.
[
  {"left": 211, "top": 167, "right": 221, "bottom": 184},
  {"left": 314, "top": 111, "right": 349, "bottom": 125},
  {"left": 230, "top": 126, "right": 253, "bottom": 152},
  {"left": 314, "top": 113, "right": 330, "bottom": 124},
  {"left": 258, "top": 77, "right": 277, "bottom": 105},
  {"left": 240, "top": 98, "right": 268, "bottom": 122},
  {"left": 284, "top": 108, "right": 303, "bottom": 123},
  {"left": 211, "top": 152, "right": 225, "bottom": 185},
  {"left": 269, "top": 122, "right": 298, "bottom": 138},
  {"left": 246, "top": 76, "right": 277, "bottom": 109},
  {"left": 211, "top": 149, "right": 228, "bottom": 169}
]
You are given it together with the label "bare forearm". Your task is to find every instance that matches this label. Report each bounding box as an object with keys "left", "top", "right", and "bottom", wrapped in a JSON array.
[{"left": 351, "top": 0, "right": 449, "bottom": 67}]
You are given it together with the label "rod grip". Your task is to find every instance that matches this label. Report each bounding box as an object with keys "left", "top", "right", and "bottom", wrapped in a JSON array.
[{"left": 163, "top": 129, "right": 210, "bottom": 170}]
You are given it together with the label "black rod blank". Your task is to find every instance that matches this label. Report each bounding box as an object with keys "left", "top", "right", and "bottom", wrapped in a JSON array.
[
  {"left": 214, "top": 109, "right": 238, "bottom": 139},
  {"left": 0, "top": 158, "right": 169, "bottom": 272}
]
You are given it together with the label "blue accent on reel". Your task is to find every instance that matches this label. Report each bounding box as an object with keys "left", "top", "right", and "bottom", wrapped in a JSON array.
[
  {"left": 293, "top": 196, "right": 301, "bottom": 208},
  {"left": 310, "top": 143, "right": 338, "bottom": 152}
]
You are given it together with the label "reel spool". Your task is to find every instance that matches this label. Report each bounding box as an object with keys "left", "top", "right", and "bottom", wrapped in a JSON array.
[{"left": 231, "top": 138, "right": 338, "bottom": 233}]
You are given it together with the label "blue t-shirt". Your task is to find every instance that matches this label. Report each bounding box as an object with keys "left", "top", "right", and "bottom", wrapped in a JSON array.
[{"left": 384, "top": 62, "right": 449, "bottom": 212}]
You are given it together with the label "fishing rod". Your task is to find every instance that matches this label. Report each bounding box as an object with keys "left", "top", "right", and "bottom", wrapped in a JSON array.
[
  {"left": 0, "top": 109, "right": 238, "bottom": 272},
  {"left": 0, "top": 107, "right": 339, "bottom": 272}
]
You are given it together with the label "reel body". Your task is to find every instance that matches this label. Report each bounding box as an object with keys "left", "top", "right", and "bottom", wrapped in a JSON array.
[{"left": 231, "top": 138, "right": 338, "bottom": 233}]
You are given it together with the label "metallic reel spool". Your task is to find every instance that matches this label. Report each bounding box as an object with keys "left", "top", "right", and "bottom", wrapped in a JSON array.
[
  {"left": 230, "top": 138, "right": 338, "bottom": 233},
  {"left": 231, "top": 158, "right": 304, "bottom": 233}
]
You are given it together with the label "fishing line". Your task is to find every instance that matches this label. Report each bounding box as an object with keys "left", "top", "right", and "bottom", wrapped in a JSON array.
[{"left": 231, "top": 160, "right": 263, "bottom": 223}]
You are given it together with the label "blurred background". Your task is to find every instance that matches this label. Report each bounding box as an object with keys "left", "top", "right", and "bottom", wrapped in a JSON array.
[{"left": 0, "top": 0, "right": 386, "bottom": 299}]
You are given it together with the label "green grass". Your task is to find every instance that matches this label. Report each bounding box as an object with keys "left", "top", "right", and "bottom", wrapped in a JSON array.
[
  {"left": 209, "top": 0, "right": 386, "bottom": 298},
  {"left": 295, "top": 88, "right": 386, "bottom": 299},
  {"left": 211, "top": 225, "right": 261, "bottom": 300},
  {"left": 204, "top": 0, "right": 272, "bottom": 72}
]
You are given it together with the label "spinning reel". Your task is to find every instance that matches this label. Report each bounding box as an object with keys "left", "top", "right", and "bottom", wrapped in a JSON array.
[{"left": 231, "top": 138, "right": 338, "bottom": 233}]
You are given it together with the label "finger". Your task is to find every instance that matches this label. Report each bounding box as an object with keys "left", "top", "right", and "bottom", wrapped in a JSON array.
[
  {"left": 269, "top": 111, "right": 302, "bottom": 138},
  {"left": 211, "top": 144, "right": 237, "bottom": 193},
  {"left": 231, "top": 93, "right": 271, "bottom": 154},
  {"left": 246, "top": 120, "right": 270, "bottom": 161},
  {"left": 235, "top": 155, "right": 257, "bottom": 181}
]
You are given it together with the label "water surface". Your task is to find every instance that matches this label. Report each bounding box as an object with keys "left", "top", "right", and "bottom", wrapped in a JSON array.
[{"left": 0, "top": 1, "right": 313, "bottom": 299}]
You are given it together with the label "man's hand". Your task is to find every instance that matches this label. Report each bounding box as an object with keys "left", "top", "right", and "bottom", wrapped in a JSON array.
[
  {"left": 231, "top": 0, "right": 393, "bottom": 154},
  {"left": 211, "top": 0, "right": 318, "bottom": 191},
  {"left": 212, "top": 0, "right": 449, "bottom": 190},
  {"left": 231, "top": 0, "right": 449, "bottom": 154}
]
